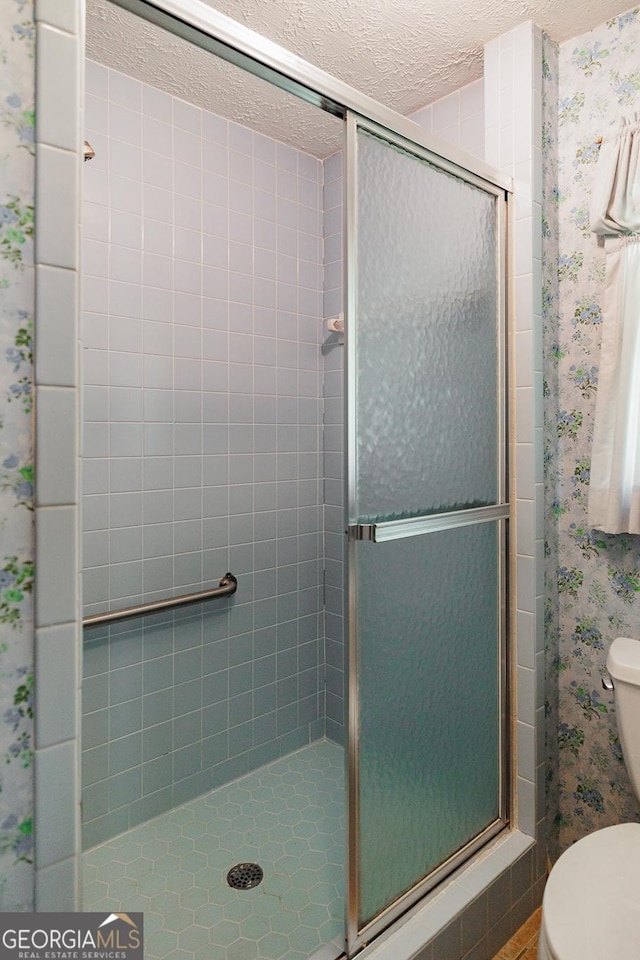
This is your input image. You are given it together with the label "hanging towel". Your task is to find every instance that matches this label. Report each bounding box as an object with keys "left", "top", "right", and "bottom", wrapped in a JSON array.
[
  {"left": 590, "top": 113, "right": 640, "bottom": 234},
  {"left": 587, "top": 113, "right": 640, "bottom": 534}
]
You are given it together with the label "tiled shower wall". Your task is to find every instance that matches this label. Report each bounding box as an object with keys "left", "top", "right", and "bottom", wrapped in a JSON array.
[
  {"left": 319, "top": 80, "right": 486, "bottom": 745},
  {"left": 412, "top": 78, "right": 485, "bottom": 159},
  {"left": 79, "top": 60, "right": 488, "bottom": 841},
  {"left": 81, "top": 60, "right": 326, "bottom": 847},
  {"left": 322, "top": 150, "right": 345, "bottom": 744}
]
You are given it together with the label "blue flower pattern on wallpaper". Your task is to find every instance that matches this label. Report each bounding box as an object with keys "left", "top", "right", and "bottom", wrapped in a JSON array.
[
  {"left": 570, "top": 40, "right": 610, "bottom": 77},
  {"left": 0, "top": 0, "right": 34, "bottom": 908},
  {"left": 0, "top": 0, "right": 635, "bottom": 904},
  {"left": 543, "top": 8, "right": 640, "bottom": 860}
]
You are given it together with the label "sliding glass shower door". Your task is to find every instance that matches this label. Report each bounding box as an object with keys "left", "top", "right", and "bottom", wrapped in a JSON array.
[{"left": 345, "top": 117, "right": 509, "bottom": 953}]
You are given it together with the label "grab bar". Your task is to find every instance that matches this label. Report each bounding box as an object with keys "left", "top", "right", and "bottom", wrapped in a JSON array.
[{"left": 82, "top": 572, "right": 238, "bottom": 629}]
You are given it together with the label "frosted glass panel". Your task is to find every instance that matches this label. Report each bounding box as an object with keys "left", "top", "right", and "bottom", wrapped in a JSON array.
[
  {"left": 355, "top": 130, "right": 499, "bottom": 523},
  {"left": 357, "top": 523, "right": 500, "bottom": 926}
]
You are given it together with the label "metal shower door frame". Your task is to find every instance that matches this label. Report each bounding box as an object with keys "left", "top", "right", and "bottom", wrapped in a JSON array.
[{"left": 344, "top": 113, "right": 511, "bottom": 954}]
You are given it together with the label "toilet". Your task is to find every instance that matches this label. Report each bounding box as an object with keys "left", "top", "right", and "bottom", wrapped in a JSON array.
[{"left": 538, "top": 637, "right": 640, "bottom": 959}]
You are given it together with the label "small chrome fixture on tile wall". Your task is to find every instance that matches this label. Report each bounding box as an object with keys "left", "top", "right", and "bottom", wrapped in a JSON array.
[
  {"left": 84, "top": 140, "right": 95, "bottom": 162},
  {"left": 327, "top": 314, "right": 344, "bottom": 344}
]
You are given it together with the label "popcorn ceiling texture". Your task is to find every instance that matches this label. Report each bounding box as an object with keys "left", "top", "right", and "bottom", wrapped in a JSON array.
[
  {"left": 85, "top": 0, "right": 344, "bottom": 158},
  {"left": 86, "top": 0, "right": 635, "bottom": 157}
]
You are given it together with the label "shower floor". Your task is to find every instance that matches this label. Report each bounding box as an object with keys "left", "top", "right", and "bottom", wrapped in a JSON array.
[{"left": 83, "top": 740, "right": 345, "bottom": 960}]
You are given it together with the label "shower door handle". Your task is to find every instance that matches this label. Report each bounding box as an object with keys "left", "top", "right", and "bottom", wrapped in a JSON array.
[
  {"left": 347, "top": 524, "right": 376, "bottom": 541},
  {"left": 347, "top": 504, "right": 509, "bottom": 544}
]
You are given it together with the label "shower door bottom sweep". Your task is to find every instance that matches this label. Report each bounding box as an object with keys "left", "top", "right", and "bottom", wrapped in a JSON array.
[{"left": 83, "top": 741, "right": 345, "bottom": 960}]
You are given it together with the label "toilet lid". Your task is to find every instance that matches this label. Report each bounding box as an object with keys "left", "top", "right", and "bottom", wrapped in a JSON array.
[{"left": 543, "top": 823, "right": 640, "bottom": 960}]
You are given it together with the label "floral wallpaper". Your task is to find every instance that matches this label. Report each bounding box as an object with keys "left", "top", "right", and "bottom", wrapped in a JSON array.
[
  {"left": 0, "top": 0, "right": 634, "bottom": 907},
  {"left": 543, "top": 5, "right": 640, "bottom": 860},
  {"left": 0, "top": 0, "right": 35, "bottom": 909}
]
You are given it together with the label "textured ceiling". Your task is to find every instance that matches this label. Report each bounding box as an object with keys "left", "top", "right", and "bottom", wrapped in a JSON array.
[
  {"left": 86, "top": 0, "right": 344, "bottom": 157},
  {"left": 86, "top": 0, "right": 636, "bottom": 157}
]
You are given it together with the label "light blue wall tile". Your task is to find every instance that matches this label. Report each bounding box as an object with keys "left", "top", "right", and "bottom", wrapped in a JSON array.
[
  {"left": 83, "top": 674, "right": 109, "bottom": 712},
  {"left": 110, "top": 732, "right": 142, "bottom": 774},
  {"left": 83, "top": 808, "right": 130, "bottom": 851},
  {"left": 143, "top": 689, "right": 173, "bottom": 727},
  {"left": 202, "top": 701, "right": 228, "bottom": 739},
  {"left": 109, "top": 766, "right": 142, "bottom": 808},
  {"left": 83, "top": 709, "right": 109, "bottom": 750},
  {"left": 174, "top": 678, "right": 201, "bottom": 716},
  {"left": 210, "top": 754, "right": 248, "bottom": 790},
  {"left": 277, "top": 703, "right": 298, "bottom": 736},
  {"left": 228, "top": 721, "right": 252, "bottom": 756},
  {"left": 254, "top": 681, "right": 276, "bottom": 716},
  {"left": 142, "top": 619, "right": 174, "bottom": 658},
  {"left": 252, "top": 711, "right": 276, "bottom": 746},
  {"left": 81, "top": 62, "right": 328, "bottom": 845},
  {"left": 36, "top": 624, "right": 79, "bottom": 748},
  {"left": 229, "top": 663, "right": 252, "bottom": 697},
  {"left": 110, "top": 664, "right": 143, "bottom": 704},
  {"left": 298, "top": 694, "right": 319, "bottom": 726},
  {"left": 35, "top": 857, "right": 78, "bottom": 911},
  {"left": 202, "top": 732, "right": 227, "bottom": 768},
  {"left": 35, "top": 741, "right": 78, "bottom": 868},
  {"left": 143, "top": 655, "right": 173, "bottom": 694},
  {"left": 174, "top": 648, "right": 202, "bottom": 684},
  {"left": 109, "top": 699, "right": 142, "bottom": 739},
  {"left": 173, "top": 770, "right": 210, "bottom": 806},
  {"left": 143, "top": 754, "right": 173, "bottom": 795},
  {"left": 278, "top": 725, "right": 309, "bottom": 755},
  {"left": 173, "top": 742, "right": 201, "bottom": 781},
  {"left": 109, "top": 628, "right": 143, "bottom": 668},
  {"left": 128, "top": 785, "right": 173, "bottom": 828},
  {"left": 174, "top": 710, "right": 201, "bottom": 749},
  {"left": 245, "top": 740, "right": 280, "bottom": 771},
  {"left": 143, "top": 721, "right": 173, "bottom": 762},
  {"left": 82, "top": 781, "right": 110, "bottom": 822}
]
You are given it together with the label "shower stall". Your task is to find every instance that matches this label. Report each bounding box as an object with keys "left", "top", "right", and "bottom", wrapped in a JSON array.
[{"left": 78, "top": 2, "right": 511, "bottom": 958}]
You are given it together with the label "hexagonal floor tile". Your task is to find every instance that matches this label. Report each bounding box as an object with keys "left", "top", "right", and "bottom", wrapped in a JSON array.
[
  {"left": 180, "top": 886, "right": 209, "bottom": 910},
  {"left": 144, "top": 929, "right": 178, "bottom": 959},
  {"left": 257, "top": 931, "right": 290, "bottom": 959},
  {"left": 96, "top": 859, "right": 126, "bottom": 882},
  {"left": 82, "top": 741, "right": 345, "bottom": 960},
  {"left": 226, "top": 939, "right": 259, "bottom": 960},
  {"left": 111, "top": 841, "right": 143, "bottom": 864},
  {"left": 163, "top": 906, "right": 195, "bottom": 934},
  {"left": 177, "top": 925, "right": 210, "bottom": 953}
]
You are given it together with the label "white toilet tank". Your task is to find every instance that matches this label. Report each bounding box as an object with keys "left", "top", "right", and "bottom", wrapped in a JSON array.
[{"left": 607, "top": 636, "right": 640, "bottom": 800}]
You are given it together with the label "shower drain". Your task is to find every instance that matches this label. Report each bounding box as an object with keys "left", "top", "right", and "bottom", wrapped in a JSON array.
[{"left": 226, "top": 862, "right": 264, "bottom": 890}]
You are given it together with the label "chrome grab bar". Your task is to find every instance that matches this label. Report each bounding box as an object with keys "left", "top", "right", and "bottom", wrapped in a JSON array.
[{"left": 82, "top": 573, "right": 238, "bottom": 629}]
